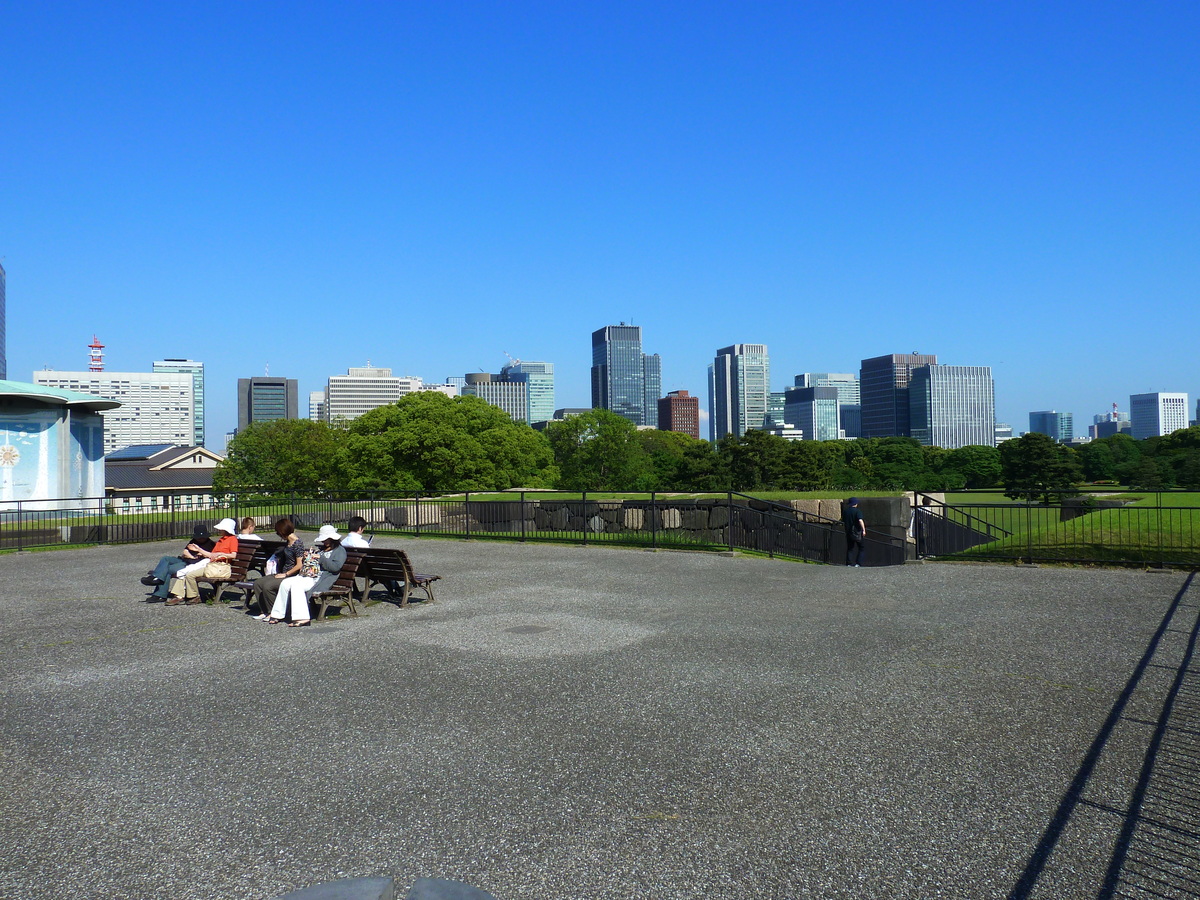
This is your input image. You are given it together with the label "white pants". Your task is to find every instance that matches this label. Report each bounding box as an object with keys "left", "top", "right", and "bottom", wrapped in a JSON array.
[
  {"left": 270, "top": 575, "right": 316, "bottom": 621},
  {"left": 168, "top": 559, "right": 210, "bottom": 598}
]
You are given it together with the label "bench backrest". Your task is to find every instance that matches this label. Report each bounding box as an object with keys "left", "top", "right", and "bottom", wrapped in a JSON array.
[
  {"left": 359, "top": 547, "right": 406, "bottom": 582},
  {"left": 326, "top": 549, "right": 367, "bottom": 593}
]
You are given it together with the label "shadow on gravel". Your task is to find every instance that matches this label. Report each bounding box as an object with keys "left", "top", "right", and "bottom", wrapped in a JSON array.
[{"left": 1007, "top": 571, "right": 1200, "bottom": 900}]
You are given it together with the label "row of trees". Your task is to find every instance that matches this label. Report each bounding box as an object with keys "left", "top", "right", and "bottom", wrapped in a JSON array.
[{"left": 213, "top": 392, "right": 1200, "bottom": 496}]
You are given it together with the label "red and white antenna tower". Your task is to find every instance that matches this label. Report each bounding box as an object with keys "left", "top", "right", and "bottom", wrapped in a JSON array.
[
  {"left": 88, "top": 335, "right": 105, "bottom": 372},
  {"left": 1111, "top": 402, "right": 1119, "bottom": 422}
]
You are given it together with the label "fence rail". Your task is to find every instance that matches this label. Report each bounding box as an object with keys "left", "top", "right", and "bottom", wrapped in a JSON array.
[
  {"left": 916, "top": 490, "right": 1200, "bottom": 568},
  {"left": 0, "top": 490, "right": 906, "bottom": 567}
]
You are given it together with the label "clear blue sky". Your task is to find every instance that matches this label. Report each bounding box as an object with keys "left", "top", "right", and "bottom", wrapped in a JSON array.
[{"left": 3, "top": 1, "right": 1198, "bottom": 448}]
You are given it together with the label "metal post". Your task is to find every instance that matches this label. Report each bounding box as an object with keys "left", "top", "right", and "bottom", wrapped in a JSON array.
[
  {"left": 1026, "top": 501, "right": 1033, "bottom": 564},
  {"left": 582, "top": 492, "right": 588, "bottom": 546},
  {"left": 1157, "top": 491, "right": 1164, "bottom": 568},
  {"left": 16, "top": 500, "right": 23, "bottom": 553},
  {"left": 465, "top": 492, "right": 472, "bottom": 540},
  {"left": 727, "top": 491, "right": 734, "bottom": 553},
  {"left": 651, "top": 492, "right": 658, "bottom": 550},
  {"left": 520, "top": 492, "right": 527, "bottom": 543}
]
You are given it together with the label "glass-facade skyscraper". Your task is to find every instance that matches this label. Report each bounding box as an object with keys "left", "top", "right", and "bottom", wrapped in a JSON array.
[
  {"left": 909, "top": 365, "right": 995, "bottom": 449},
  {"left": 154, "top": 359, "right": 205, "bottom": 446},
  {"left": 708, "top": 344, "right": 770, "bottom": 441},
  {"left": 1028, "top": 410, "right": 1073, "bottom": 443},
  {"left": 795, "top": 372, "right": 860, "bottom": 438},
  {"left": 784, "top": 385, "right": 841, "bottom": 441},
  {"left": 591, "top": 325, "right": 660, "bottom": 427},
  {"left": 502, "top": 361, "right": 556, "bottom": 425},
  {"left": 237, "top": 376, "right": 299, "bottom": 431},
  {"left": 860, "top": 353, "right": 938, "bottom": 438}
]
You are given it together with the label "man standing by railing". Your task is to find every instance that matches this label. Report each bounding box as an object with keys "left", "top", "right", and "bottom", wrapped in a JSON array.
[{"left": 844, "top": 498, "right": 867, "bottom": 567}]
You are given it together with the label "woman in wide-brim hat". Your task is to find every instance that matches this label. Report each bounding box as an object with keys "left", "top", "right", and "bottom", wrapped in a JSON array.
[{"left": 167, "top": 519, "right": 240, "bottom": 605}]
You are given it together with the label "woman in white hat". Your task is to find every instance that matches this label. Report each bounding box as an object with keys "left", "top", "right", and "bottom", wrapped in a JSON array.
[
  {"left": 167, "top": 518, "right": 240, "bottom": 605},
  {"left": 264, "top": 524, "right": 346, "bottom": 626}
]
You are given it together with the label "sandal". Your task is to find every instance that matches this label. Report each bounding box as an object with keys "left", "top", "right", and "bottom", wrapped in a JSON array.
[
  {"left": 288, "top": 620, "right": 311, "bottom": 627},
  {"left": 267, "top": 618, "right": 283, "bottom": 625}
]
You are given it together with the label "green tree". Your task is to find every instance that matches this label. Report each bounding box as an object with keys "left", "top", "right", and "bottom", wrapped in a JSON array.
[
  {"left": 943, "top": 445, "right": 1002, "bottom": 489},
  {"left": 719, "top": 430, "right": 791, "bottom": 491},
  {"left": 344, "top": 392, "right": 555, "bottom": 493},
  {"left": 546, "top": 409, "right": 650, "bottom": 491},
  {"left": 214, "top": 419, "right": 348, "bottom": 494},
  {"left": 1000, "top": 432, "right": 1083, "bottom": 502},
  {"left": 1079, "top": 441, "right": 1116, "bottom": 482},
  {"left": 861, "top": 437, "right": 926, "bottom": 489},
  {"left": 635, "top": 430, "right": 722, "bottom": 491}
]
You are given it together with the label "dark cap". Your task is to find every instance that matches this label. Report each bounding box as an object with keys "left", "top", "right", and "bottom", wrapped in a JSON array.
[
  {"left": 848, "top": 497, "right": 859, "bottom": 506},
  {"left": 191, "top": 524, "right": 210, "bottom": 541}
]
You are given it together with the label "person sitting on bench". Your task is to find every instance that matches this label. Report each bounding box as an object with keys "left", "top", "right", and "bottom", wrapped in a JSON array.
[
  {"left": 141, "top": 524, "right": 215, "bottom": 601},
  {"left": 250, "top": 518, "right": 305, "bottom": 616},
  {"left": 166, "top": 518, "right": 240, "bottom": 605},
  {"left": 264, "top": 524, "right": 347, "bottom": 627}
]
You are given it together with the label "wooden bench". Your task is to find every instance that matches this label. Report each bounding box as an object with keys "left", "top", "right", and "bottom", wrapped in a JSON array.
[
  {"left": 310, "top": 550, "right": 368, "bottom": 621},
  {"left": 193, "top": 539, "right": 282, "bottom": 604},
  {"left": 358, "top": 548, "right": 440, "bottom": 607}
]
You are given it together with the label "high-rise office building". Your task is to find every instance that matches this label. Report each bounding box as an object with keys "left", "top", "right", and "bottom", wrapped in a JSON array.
[
  {"left": 908, "top": 365, "right": 995, "bottom": 449},
  {"left": 795, "top": 373, "right": 860, "bottom": 438},
  {"left": 995, "top": 423, "right": 1014, "bottom": 444},
  {"left": 154, "top": 359, "right": 205, "bottom": 445},
  {"left": 1028, "top": 410, "right": 1073, "bottom": 443},
  {"left": 33, "top": 369, "right": 195, "bottom": 455},
  {"left": 0, "top": 262, "right": 6, "bottom": 380},
  {"left": 462, "top": 372, "right": 529, "bottom": 424},
  {"left": 708, "top": 344, "right": 770, "bottom": 441},
  {"left": 658, "top": 390, "right": 700, "bottom": 439},
  {"left": 502, "top": 361, "right": 556, "bottom": 424},
  {"left": 591, "top": 325, "right": 661, "bottom": 427},
  {"left": 784, "top": 385, "right": 841, "bottom": 441},
  {"left": 324, "top": 366, "right": 421, "bottom": 424},
  {"left": 1130, "top": 392, "right": 1189, "bottom": 440},
  {"left": 237, "top": 377, "right": 298, "bottom": 431},
  {"left": 859, "top": 353, "right": 938, "bottom": 438},
  {"left": 309, "top": 391, "right": 326, "bottom": 422}
]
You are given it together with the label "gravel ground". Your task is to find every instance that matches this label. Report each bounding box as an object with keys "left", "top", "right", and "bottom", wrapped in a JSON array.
[{"left": 0, "top": 538, "right": 1196, "bottom": 900}]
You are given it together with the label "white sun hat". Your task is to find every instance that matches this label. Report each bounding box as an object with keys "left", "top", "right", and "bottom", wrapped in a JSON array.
[
  {"left": 316, "top": 524, "right": 343, "bottom": 542},
  {"left": 214, "top": 518, "right": 238, "bottom": 535}
]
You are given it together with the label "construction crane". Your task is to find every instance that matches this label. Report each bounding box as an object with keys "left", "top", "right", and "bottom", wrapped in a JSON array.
[{"left": 503, "top": 351, "right": 522, "bottom": 369}]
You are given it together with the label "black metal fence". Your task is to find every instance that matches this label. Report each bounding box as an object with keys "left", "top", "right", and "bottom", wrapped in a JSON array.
[
  {"left": 0, "top": 490, "right": 907, "bottom": 567},
  {"left": 916, "top": 489, "right": 1200, "bottom": 568}
]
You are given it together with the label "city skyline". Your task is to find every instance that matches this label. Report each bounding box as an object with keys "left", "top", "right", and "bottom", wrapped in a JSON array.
[{"left": 3, "top": 4, "right": 1199, "bottom": 448}]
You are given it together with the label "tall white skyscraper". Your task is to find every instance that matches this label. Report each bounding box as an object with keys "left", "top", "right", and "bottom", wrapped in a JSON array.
[
  {"left": 908, "top": 365, "right": 995, "bottom": 449},
  {"left": 462, "top": 373, "right": 529, "bottom": 423},
  {"left": 708, "top": 344, "right": 770, "bottom": 441},
  {"left": 153, "top": 359, "right": 205, "bottom": 446},
  {"left": 33, "top": 369, "right": 195, "bottom": 454},
  {"left": 324, "top": 365, "right": 422, "bottom": 424},
  {"left": 1130, "top": 392, "right": 1189, "bottom": 440}
]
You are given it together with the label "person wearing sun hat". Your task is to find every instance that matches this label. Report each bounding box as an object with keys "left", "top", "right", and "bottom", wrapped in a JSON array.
[
  {"left": 167, "top": 518, "right": 240, "bottom": 605},
  {"left": 141, "top": 523, "right": 216, "bottom": 601},
  {"left": 262, "top": 524, "right": 346, "bottom": 626}
]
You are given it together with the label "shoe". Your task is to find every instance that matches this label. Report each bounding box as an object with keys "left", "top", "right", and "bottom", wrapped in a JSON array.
[
  {"left": 288, "top": 620, "right": 311, "bottom": 627},
  {"left": 853, "top": 564, "right": 861, "bottom": 568},
  {"left": 165, "top": 598, "right": 183, "bottom": 606},
  {"left": 141, "top": 575, "right": 164, "bottom": 586},
  {"left": 253, "top": 614, "right": 268, "bottom": 621},
  {"left": 185, "top": 597, "right": 204, "bottom": 605}
]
